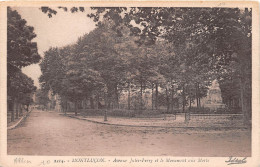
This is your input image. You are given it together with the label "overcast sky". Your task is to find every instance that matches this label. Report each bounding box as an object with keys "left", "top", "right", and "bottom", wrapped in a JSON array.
[{"left": 13, "top": 7, "right": 97, "bottom": 88}]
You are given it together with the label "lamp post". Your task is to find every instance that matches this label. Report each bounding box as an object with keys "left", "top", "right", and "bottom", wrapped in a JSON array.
[
  {"left": 104, "top": 110, "right": 107, "bottom": 121},
  {"left": 104, "top": 87, "right": 108, "bottom": 122}
]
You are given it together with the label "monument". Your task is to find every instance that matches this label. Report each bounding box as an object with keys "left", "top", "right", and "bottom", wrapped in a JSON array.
[{"left": 202, "top": 80, "right": 225, "bottom": 111}]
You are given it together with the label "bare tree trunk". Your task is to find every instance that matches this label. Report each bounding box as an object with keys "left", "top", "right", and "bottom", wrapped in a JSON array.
[
  {"left": 11, "top": 100, "right": 15, "bottom": 122},
  {"left": 65, "top": 100, "right": 67, "bottom": 115},
  {"left": 15, "top": 100, "right": 19, "bottom": 119},
  {"left": 155, "top": 83, "right": 158, "bottom": 110},
  {"left": 96, "top": 94, "right": 99, "bottom": 110},
  {"left": 187, "top": 97, "right": 192, "bottom": 121},
  {"left": 19, "top": 103, "right": 23, "bottom": 117},
  {"left": 152, "top": 83, "right": 154, "bottom": 110},
  {"left": 90, "top": 96, "right": 94, "bottom": 109},
  {"left": 196, "top": 83, "right": 198, "bottom": 108},
  {"left": 166, "top": 88, "right": 170, "bottom": 112},
  {"left": 189, "top": 85, "right": 192, "bottom": 111},
  {"left": 82, "top": 98, "right": 86, "bottom": 110},
  {"left": 114, "top": 84, "right": 119, "bottom": 109},
  {"left": 182, "top": 85, "right": 185, "bottom": 113},
  {"left": 74, "top": 101, "right": 77, "bottom": 116},
  {"left": 171, "top": 85, "right": 176, "bottom": 120},
  {"left": 103, "top": 89, "right": 108, "bottom": 121},
  {"left": 196, "top": 83, "right": 201, "bottom": 108},
  {"left": 183, "top": 84, "right": 189, "bottom": 122},
  {"left": 175, "top": 97, "right": 179, "bottom": 108},
  {"left": 165, "top": 88, "right": 169, "bottom": 120},
  {"left": 104, "top": 91, "right": 108, "bottom": 110},
  {"left": 171, "top": 85, "right": 174, "bottom": 112},
  {"left": 189, "top": 97, "right": 192, "bottom": 110},
  {"left": 128, "top": 82, "right": 131, "bottom": 110},
  {"left": 140, "top": 81, "right": 143, "bottom": 110},
  {"left": 239, "top": 76, "right": 249, "bottom": 126}
]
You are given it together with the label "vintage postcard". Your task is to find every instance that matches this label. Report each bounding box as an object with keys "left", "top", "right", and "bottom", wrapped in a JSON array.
[{"left": 0, "top": 1, "right": 259, "bottom": 167}]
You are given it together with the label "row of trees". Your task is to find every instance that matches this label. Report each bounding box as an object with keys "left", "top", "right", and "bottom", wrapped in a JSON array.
[
  {"left": 7, "top": 7, "right": 41, "bottom": 121},
  {"left": 40, "top": 22, "right": 209, "bottom": 115},
  {"left": 40, "top": 7, "right": 251, "bottom": 124}
]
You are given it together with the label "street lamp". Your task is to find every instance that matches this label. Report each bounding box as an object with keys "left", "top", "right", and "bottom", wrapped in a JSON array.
[{"left": 104, "top": 110, "right": 107, "bottom": 122}]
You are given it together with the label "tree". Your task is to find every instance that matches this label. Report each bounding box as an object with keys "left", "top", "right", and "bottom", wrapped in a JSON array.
[
  {"left": 8, "top": 71, "right": 36, "bottom": 121},
  {"left": 84, "top": 7, "right": 252, "bottom": 124},
  {"left": 8, "top": 7, "right": 41, "bottom": 72},
  {"left": 7, "top": 7, "right": 41, "bottom": 121},
  {"left": 77, "top": 23, "right": 125, "bottom": 109},
  {"left": 40, "top": 41, "right": 105, "bottom": 115},
  {"left": 40, "top": 7, "right": 252, "bottom": 124},
  {"left": 218, "top": 75, "right": 240, "bottom": 109},
  {"left": 35, "top": 89, "right": 50, "bottom": 109}
]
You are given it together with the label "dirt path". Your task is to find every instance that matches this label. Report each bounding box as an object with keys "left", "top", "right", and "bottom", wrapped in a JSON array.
[{"left": 7, "top": 109, "right": 251, "bottom": 156}]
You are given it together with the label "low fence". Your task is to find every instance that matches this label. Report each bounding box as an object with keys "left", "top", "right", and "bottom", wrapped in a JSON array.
[
  {"left": 64, "top": 108, "right": 243, "bottom": 120},
  {"left": 63, "top": 109, "right": 246, "bottom": 128},
  {"left": 189, "top": 113, "right": 243, "bottom": 120}
]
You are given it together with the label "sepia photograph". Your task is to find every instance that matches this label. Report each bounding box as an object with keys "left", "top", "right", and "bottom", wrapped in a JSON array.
[{"left": 0, "top": 1, "right": 259, "bottom": 167}]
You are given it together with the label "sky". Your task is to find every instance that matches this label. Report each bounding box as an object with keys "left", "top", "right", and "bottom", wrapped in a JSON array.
[{"left": 12, "top": 7, "right": 97, "bottom": 88}]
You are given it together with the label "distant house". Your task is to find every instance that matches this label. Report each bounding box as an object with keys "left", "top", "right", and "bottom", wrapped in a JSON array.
[{"left": 47, "top": 90, "right": 61, "bottom": 111}]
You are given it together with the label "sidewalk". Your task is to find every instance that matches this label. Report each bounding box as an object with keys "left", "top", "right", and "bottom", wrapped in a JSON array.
[
  {"left": 7, "top": 111, "right": 31, "bottom": 130},
  {"left": 64, "top": 113, "right": 246, "bottom": 129}
]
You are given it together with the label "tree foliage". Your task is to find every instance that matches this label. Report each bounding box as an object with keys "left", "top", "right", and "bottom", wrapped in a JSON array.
[
  {"left": 7, "top": 8, "right": 40, "bottom": 121},
  {"left": 8, "top": 7, "right": 41, "bottom": 72},
  {"left": 7, "top": 7, "right": 40, "bottom": 100},
  {"left": 40, "top": 7, "right": 252, "bottom": 123}
]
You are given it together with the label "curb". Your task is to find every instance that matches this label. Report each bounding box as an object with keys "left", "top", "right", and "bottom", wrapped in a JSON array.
[
  {"left": 7, "top": 111, "right": 31, "bottom": 130},
  {"left": 64, "top": 114, "right": 249, "bottom": 130}
]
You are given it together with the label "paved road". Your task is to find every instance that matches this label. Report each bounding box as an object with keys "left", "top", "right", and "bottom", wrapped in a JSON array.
[{"left": 7, "top": 109, "right": 251, "bottom": 156}]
